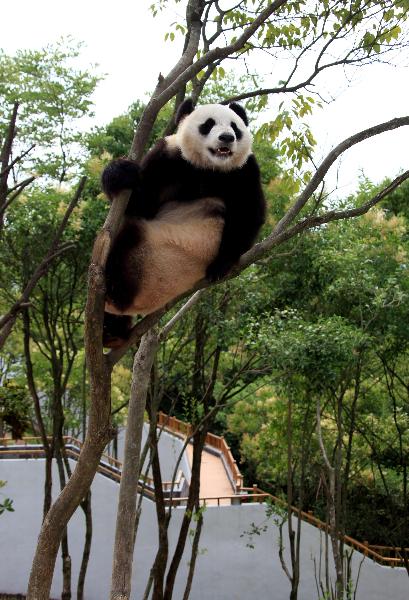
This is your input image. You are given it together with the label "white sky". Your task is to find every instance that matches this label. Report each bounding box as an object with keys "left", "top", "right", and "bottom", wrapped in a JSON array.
[{"left": 2, "top": 0, "right": 409, "bottom": 197}]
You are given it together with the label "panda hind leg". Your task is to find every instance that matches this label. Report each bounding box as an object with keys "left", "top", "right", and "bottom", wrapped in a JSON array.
[{"left": 103, "top": 313, "right": 133, "bottom": 348}]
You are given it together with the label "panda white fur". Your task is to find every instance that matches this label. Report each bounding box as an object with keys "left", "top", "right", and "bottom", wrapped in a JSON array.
[{"left": 101, "top": 99, "right": 266, "bottom": 346}]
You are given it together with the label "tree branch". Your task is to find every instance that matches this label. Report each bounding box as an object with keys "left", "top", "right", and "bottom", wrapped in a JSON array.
[
  {"left": 0, "top": 177, "right": 87, "bottom": 350},
  {"left": 0, "top": 143, "right": 36, "bottom": 179},
  {"left": 0, "top": 176, "right": 36, "bottom": 221},
  {"left": 110, "top": 328, "right": 159, "bottom": 600},
  {"left": 108, "top": 116, "right": 409, "bottom": 364},
  {"left": 131, "top": 0, "right": 288, "bottom": 159}
]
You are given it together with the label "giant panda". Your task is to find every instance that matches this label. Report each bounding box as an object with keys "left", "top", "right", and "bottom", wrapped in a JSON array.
[{"left": 101, "top": 99, "right": 266, "bottom": 347}]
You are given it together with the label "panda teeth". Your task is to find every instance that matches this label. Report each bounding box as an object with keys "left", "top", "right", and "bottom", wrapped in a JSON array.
[
  {"left": 216, "top": 147, "right": 232, "bottom": 156},
  {"left": 209, "top": 147, "right": 233, "bottom": 158}
]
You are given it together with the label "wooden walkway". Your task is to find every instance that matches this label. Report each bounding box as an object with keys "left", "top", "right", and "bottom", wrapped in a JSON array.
[{"left": 186, "top": 444, "right": 234, "bottom": 505}]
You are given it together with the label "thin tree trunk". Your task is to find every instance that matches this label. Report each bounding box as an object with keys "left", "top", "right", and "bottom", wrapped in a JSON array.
[
  {"left": 60, "top": 527, "right": 72, "bottom": 600},
  {"left": 182, "top": 502, "right": 204, "bottom": 600},
  {"left": 317, "top": 398, "right": 343, "bottom": 599},
  {"left": 150, "top": 428, "right": 170, "bottom": 600},
  {"left": 56, "top": 447, "right": 72, "bottom": 600},
  {"left": 77, "top": 491, "right": 93, "bottom": 600},
  {"left": 0, "top": 102, "right": 19, "bottom": 233},
  {"left": 163, "top": 429, "right": 206, "bottom": 600},
  {"left": 110, "top": 329, "right": 159, "bottom": 600},
  {"left": 22, "top": 308, "right": 53, "bottom": 518},
  {"left": 26, "top": 188, "right": 129, "bottom": 600},
  {"left": 62, "top": 455, "right": 93, "bottom": 600}
]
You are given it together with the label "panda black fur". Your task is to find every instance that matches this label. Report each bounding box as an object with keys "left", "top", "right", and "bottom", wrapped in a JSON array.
[{"left": 102, "top": 99, "right": 266, "bottom": 347}]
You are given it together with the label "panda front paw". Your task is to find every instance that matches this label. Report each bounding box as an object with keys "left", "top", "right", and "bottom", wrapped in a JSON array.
[
  {"left": 101, "top": 158, "right": 140, "bottom": 200},
  {"left": 205, "top": 259, "right": 234, "bottom": 283}
]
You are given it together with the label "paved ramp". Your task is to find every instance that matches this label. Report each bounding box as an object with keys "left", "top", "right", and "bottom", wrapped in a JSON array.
[{"left": 186, "top": 444, "right": 234, "bottom": 504}]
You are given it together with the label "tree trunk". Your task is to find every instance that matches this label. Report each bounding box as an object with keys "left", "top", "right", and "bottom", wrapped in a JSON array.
[
  {"left": 77, "top": 491, "right": 93, "bottom": 600},
  {"left": 110, "top": 329, "right": 159, "bottom": 600},
  {"left": 163, "top": 429, "right": 206, "bottom": 600},
  {"left": 26, "top": 191, "right": 129, "bottom": 600},
  {"left": 150, "top": 431, "right": 169, "bottom": 600},
  {"left": 56, "top": 447, "right": 72, "bottom": 600},
  {"left": 182, "top": 502, "right": 203, "bottom": 600},
  {"left": 26, "top": 356, "right": 113, "bottom": 599}
]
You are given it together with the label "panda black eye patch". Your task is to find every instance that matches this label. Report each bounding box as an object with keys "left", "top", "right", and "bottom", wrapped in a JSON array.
[
  {"left": 199, "top": 118, "right": 215, "bottom": 136},
  {"left": 231, "top": 122, "right": 243, "bottom": 140}
]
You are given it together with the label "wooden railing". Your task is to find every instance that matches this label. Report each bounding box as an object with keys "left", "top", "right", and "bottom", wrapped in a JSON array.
[
  {"left": 2, "top": 435, "right": 407, "bottom": 568},
  {"left": 157, "top": 412, "right": 243, "bottom": 491},
  {"left": 0, "top": 436, "right": 186, "bottom": 495},
  {"left": 165, "top": 485, "right": 408, "bottom": 568}
]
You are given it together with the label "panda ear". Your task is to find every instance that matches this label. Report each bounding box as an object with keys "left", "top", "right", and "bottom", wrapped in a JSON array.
[
  {"left": 228, "top": 102, "right": 248, "bottom": 127},
  {"left": 175, "top": 98, "right": 195, "bottom": 126}
]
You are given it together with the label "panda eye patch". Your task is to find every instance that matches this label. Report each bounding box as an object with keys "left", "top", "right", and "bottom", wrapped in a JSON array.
[
  {"left": 231, "top": 122, "right": 243, "bottom": 141},
  {"left": 199, "top": 118, "right": 215, "bottom": 136}
]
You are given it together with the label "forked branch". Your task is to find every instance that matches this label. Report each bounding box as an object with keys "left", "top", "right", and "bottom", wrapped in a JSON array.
[{"left": 109, "top": 115, "right": 409, "bottom": 363}]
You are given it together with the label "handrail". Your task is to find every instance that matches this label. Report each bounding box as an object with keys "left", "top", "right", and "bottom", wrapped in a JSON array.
[
  {"left": 2, "top": 436, "right": 406, "bottom": 568},
  {"left": 166, "top": 486, "right": 408, "bottom": 568},
  {"left": 0, "top": 437, "right": 185, "bottom": 493},
  {"left": 157, "top": 412, "right": 243, "bottom": 491}
]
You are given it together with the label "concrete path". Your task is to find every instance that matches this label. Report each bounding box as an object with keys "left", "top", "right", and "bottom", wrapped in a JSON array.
[{"left": 186, "top": 444, "right": 234, "bottom": 505}]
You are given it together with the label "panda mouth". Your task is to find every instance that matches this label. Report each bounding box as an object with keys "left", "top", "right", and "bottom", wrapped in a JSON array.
[{"left": 210, "top": 147, "right": 233, "bottom": 159}]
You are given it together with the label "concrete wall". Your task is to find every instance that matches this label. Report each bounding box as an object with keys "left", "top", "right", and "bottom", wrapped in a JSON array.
[
  {"left": 0, "top": 458, "right": 408, "bottom": 599},
  {"left": 113, "top": 424, "right": 191, "bottom": 483}
]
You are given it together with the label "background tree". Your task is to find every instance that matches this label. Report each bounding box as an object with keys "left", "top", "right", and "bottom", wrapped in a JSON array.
[
  {"left": 15, "top": 1, "right": 409, "bottom": 598},
  {"left": 0, "top": 40, "right": 98, "bottom": 348}
]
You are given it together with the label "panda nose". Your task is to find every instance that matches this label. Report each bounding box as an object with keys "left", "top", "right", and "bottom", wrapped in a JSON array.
[{"left": 218, "top": 133, "right": 235, "bottom": 144}]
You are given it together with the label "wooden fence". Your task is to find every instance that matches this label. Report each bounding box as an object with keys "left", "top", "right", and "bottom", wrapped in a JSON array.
[
  {"left": 157, "top": 412, "right": 243, "bottom": 491},
  {"left": 0, "top": 436, "right": 185, "bottom": 496},
  {"left": 165, "top": 485, "right": 408, "bottom": 568},
  {"left": 2, "top": 425, "right": 407, "bottom": 568}
]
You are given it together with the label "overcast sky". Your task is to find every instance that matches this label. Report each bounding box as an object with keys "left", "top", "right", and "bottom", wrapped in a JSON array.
[{"left": 2, "top": 0, "right": 409, "bottom": 197}]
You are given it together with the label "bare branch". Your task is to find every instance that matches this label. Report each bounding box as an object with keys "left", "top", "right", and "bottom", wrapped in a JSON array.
[
  {"left": 131, "top": 0, "right": 288, "bottom": 159},
  {"left": 270, "top": 115, "right": 409, "bottom": 238},
  {"left": 0, "top": 102, "right": 19, "bottom": 183},
  {"left": 0, "top": 176, "right": 36, "bottom": 221},
  {"left": 0, "top": 143, "right": 36, "bottom": 179},
  {"left": 0, "top": 177, "right": 86, "bottom": 350},
  {"left": 160, "top": 290, "right": 204, "bottom": 340}
]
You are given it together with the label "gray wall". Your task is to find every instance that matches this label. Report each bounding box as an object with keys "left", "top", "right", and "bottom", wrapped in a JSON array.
[
  {"left": 0, "top": 458, "right": 407, "bottom": 599},
  {"left": 112, "top": 424, "right": 191, "bottom": 483}
]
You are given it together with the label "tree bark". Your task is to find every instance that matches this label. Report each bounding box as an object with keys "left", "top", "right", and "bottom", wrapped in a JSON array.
[
  {"left": 182, "top": 501, "right": 204, "bottom": 600},
  {"left": 0, "top": 101, "right": 19, "bottom": 233},
  {"left": 77, "top": 491, "right": 93, "bottom": 600},
  {"left": 22, "top": 308, "right": 53, "bottom": 518},
  {"left": 26, "top": 191, "right": 130, "bottom": 600},
  {"left": 316, "top": 399, "right": 344, "bottom": 599},
  {"left": 163, "top": 429, "right": 207, "bottom": 600},
  {"left": 110, "top": 328, "right": 159, "bottom": 600}
]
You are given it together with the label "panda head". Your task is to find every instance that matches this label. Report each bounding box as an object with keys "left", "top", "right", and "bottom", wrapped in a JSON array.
[{"left": 174, "top": 99, "right": 252, "bottom": 172}]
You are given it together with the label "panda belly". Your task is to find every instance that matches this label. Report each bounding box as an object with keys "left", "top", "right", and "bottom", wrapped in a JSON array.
[{"left": 105, "top": 197, "right": 224, "bottom": 316}]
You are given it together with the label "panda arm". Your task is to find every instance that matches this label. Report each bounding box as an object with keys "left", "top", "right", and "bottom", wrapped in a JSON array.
[
  {"left": 137, "top": 139, "right": 192, "bottom": 217},
  {"left": 102, "top": 140, "right": 178, "bottom": 219},
  {"left": 206, "top": 155, "right": 266, "bottom": 282}
]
